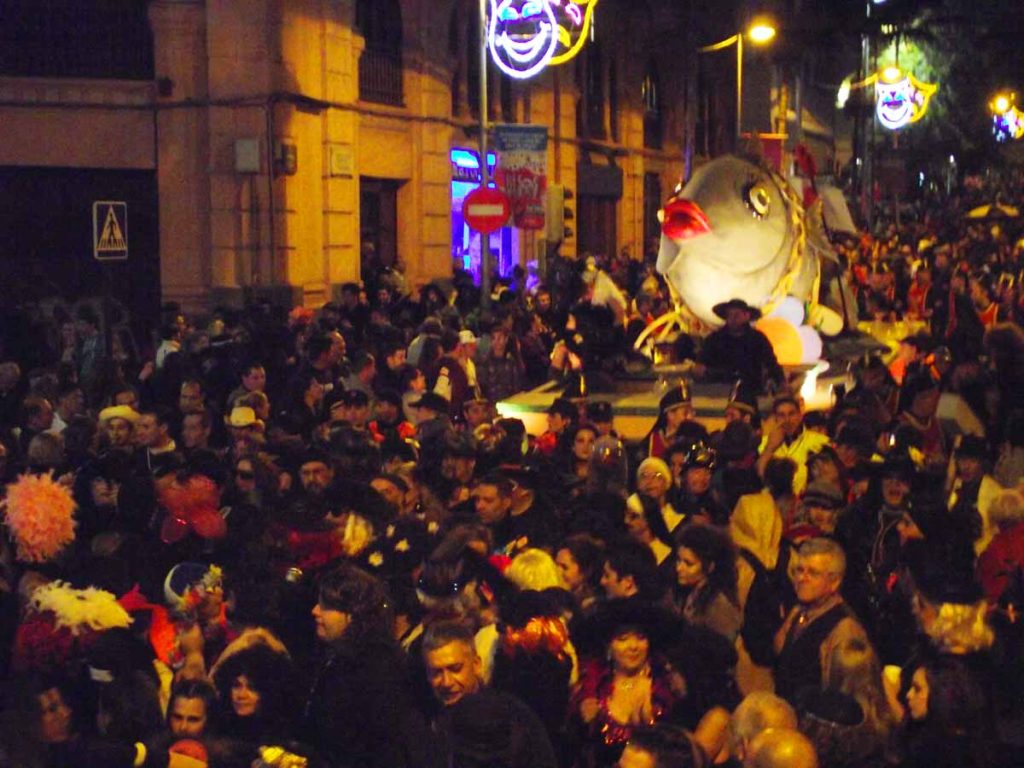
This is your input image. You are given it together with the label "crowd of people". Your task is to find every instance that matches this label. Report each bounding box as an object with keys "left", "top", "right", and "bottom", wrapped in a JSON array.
[{"left": 1, "top": 170, "right": 1023, "bottom": 768}]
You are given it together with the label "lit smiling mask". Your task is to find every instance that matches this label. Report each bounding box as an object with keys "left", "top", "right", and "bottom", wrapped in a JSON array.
[
  {"left": 874, "top": 68, "right": 937, "bottom": 130},
  {"left": 488, "top": 0, "right": 598, "bottom": 80}
]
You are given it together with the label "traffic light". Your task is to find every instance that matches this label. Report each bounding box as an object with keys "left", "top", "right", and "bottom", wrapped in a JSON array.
[{"left": 544, "top": 184, "right": 574, "bottom": 243}]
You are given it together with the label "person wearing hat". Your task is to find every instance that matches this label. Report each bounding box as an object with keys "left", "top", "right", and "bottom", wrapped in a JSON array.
[
  {"left": 570, "top": 596, "right": 681, "bottom": 767},
  {"left": 793, "top": 480, "right": 845, "bottom": 541},
  {"left": 411, "top": 390, "right": 453, "bottom": 441},
  {"left": 666, "top": 442, "right": 728, "bottom": 527},
  {"left": 724, "top": 380, "right": 762, "bottom": 434},
  {"left": 535, "top": 397, "right": 578, "bottom": 458},
  {"left": 368, "top": 388, "right": 416, "bottom": 446},
  {"left": 99, "top": 404, "right": 141, "bottom": 451},
  {"left": 440, "top": 432, "right": 477, "bottom": 506},
  {"left": 947, "top": 435, "right": 1002, "bottom": 556},
  {"left": 461, "top": 393, "right": 492, "bottom": 433},
  {"left": 834, "top": 454, "right": 916, "bottom": 624},
  {"left": 694, "top": 299, "right": 783, "bottom": 395},
  {"left": 586, "top": 400, "right": 616, "bottom": 437},
  {"left": 646, "top": 381, "right": 707, "bottom": 460},
  {"left": 894, "top": 371, "right": 947, "bottom": 471}
]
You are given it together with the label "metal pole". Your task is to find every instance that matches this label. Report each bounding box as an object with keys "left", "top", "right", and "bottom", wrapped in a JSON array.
[
  {"left": 479, "top": 0, "right": 492, "bottom": 309},
  {"left": 736, "top": 32, "right": 743, "bottom": 144}
]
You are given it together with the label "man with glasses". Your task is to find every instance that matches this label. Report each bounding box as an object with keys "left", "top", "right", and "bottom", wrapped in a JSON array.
[{"left": 772, "top": 538, "right": 868, "bottom": 703}]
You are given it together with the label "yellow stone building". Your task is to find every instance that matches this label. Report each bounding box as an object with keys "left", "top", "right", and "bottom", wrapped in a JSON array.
[{"left": 0, "top": 0, "right": 700, "bottom": 322}]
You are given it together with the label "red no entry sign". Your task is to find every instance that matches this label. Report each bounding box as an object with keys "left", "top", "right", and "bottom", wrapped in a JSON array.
[{"left": 462, "top": 187, "right": 511, "bottom": 234}]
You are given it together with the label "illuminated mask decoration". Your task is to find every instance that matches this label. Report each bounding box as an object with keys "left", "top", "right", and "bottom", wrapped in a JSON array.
[
  {"left": 488, "top": 0, "right": 598, "bottom": 80},
  {"left": 991, "top": 94, "right": 1024, "bottom": 143},
  {"left": 873, "top": 67, "right": 937, "bottom": 130}
]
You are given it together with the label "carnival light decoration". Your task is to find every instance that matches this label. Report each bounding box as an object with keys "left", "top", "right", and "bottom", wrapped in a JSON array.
[
  {"left": 488, "top": 0, "right": 598, "bottom": 80},
  {"left": 872, "top": 67, "right": 937, "bottom": 130},
  {"left": 991, "top": 93, "right": 1024, "bottom": 143}
]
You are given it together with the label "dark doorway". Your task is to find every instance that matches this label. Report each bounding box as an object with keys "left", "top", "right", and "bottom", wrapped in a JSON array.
[
  {"left": 577, "top": 196, "right": 617, "bottom": 259},
  {"left": 360, "top": 177, "right": 401, "bottom": 272},
  {"left": 0, "top": 166, "right": 160, "bottom": 362}
]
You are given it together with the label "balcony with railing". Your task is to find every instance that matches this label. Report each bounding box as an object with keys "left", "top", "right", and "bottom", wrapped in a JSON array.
[{"left": 358, "top": 47, "right": 403, "bottom": 107}]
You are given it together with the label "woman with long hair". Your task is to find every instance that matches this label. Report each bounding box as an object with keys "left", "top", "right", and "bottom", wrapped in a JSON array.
[
  {"left": 571, "top": 599, "right": 680, "bottom": 768},
  {"left": 823, "top": 638, "right": 897, "bottom": 763},
  {"left": 898, "top": 655, "right": 995, "bottom": 768},
  {"left": 674, "top": 525, "right": 742, "bottom": 642},
  {"left": 210, "top": 634, "right": 298, "bottom": 751},
  {"left": 303, "top": 563, "right": 429, "bottom": 768},
  {"left": 556, "top": 533, "right": 606, "bottom": 616}
]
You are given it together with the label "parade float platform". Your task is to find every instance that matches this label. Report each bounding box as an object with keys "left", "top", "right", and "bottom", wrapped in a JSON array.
[{"left": 495, "top": 325, "right": 985, "bottom": 441}]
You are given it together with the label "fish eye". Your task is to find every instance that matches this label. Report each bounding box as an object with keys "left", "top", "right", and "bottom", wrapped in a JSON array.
[{"left": 744, "top": 182, "right": 771, "bottom": 218}]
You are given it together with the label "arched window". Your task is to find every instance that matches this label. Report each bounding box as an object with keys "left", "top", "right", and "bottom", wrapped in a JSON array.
[
  {"left": 642, "top": 59, "right": 662, "bottom": 149},
  {"left": 357, "top": 0, "right": 403, "bottom": 105}
]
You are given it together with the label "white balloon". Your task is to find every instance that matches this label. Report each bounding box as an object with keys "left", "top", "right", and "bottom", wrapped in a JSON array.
[
  {"left": 798, "top": 326, "right": 824, "bottom": 363},
  {"left": 772, "top": 296, "right": 806, "bottom": 326}
]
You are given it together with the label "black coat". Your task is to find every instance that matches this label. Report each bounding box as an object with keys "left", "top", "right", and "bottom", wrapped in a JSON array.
[
  {"left": 302, "top": 636, "right": 433, "bottom": 768},
  {"left": 698, "top": 325, "right": 783, "bottom": 392}
]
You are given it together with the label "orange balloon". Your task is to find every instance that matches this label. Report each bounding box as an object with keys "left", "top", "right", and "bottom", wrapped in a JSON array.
[{"left": 756, "top": 317, "right": 804, "bottom": 365}]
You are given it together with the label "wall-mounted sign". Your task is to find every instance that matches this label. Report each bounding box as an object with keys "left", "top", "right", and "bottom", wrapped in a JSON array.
[
  {"left": 872, "top": 67, "right": 937, "bottom": 130},
  {"left": 487, "top": 0, "right": 598, "bottom": 81},
  {"left": 493, "top": 124, "right": 548, "bottom": 230}
]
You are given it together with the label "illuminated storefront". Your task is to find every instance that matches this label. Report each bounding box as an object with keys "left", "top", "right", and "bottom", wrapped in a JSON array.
[{"left": 450, "top": 149, "right": 520, "bottom": 282}]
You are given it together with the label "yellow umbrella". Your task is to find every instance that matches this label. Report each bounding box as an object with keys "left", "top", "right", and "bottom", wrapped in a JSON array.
[{"left": 966, "top": 203, "right": 1020, "bottom": 219}]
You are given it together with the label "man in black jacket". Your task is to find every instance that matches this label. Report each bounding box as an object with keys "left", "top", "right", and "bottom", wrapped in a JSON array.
[{"left": 695, "top": 299, "right": 783, "bottom": 394}]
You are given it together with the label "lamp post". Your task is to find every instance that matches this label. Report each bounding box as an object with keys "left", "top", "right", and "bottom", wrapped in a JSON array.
[
  {"left": 478, "top": 0, "right": 492, "bottom": 309},
  {"left": 699, "top": 21, "right": 776, "bottom": 143}
]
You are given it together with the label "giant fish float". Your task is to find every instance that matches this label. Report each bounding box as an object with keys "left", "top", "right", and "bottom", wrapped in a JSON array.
[{"left": 637, "top": 155, "right": 853, "bottom": 364}]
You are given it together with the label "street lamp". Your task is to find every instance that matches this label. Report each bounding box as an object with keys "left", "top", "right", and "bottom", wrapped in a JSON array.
[{"left": 699, "top": 19, "right": 777, "bottom": 142}]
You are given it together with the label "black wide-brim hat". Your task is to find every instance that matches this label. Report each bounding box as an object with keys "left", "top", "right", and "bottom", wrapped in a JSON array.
[
  {"left": 573, "top": 596, "right": 681, "bottom": 657},
  {"left": 712, "top": 298, "right": 762, "bottom": 321}
]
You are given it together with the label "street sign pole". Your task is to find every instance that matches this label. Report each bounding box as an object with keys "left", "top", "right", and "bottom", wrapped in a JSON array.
[{"left": 479, "top": 0, "right": 492, "bottom": 309}]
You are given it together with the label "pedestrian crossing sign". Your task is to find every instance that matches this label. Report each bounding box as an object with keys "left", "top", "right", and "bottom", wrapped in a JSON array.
[{"left": 93, "top": 201, "right": 128, "bottom": 260}]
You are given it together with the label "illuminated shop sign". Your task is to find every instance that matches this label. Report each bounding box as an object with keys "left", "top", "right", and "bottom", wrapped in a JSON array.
[{"left": 487, "top": 0, "right": 598, "bottom": 80}]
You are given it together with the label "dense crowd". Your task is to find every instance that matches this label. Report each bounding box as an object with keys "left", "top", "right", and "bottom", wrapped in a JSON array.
[{"left": 0, "top": 172, "right": 1023, "bottom": 768}]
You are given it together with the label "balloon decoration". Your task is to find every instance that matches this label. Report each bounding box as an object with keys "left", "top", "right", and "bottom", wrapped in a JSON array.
[{"left": 755, "top": 296, "right": 833, "bottom": 365}]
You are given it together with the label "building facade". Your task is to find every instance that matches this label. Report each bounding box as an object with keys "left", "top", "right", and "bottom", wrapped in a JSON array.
[{"left": 0, "top": 0, "right": 701, "bottom": 324}]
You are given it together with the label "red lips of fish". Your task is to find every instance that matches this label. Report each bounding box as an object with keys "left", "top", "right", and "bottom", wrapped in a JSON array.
[{"left": 661, "top": 199, "right": 712, "bottom": 242}]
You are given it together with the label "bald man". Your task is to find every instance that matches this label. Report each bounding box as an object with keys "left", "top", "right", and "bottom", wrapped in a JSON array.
[
  {"left": 745, "top": 728, "right": 818, "bottom": 768},
  {"left": 728, "top": 692, "right": 797, "bottom": 764}
]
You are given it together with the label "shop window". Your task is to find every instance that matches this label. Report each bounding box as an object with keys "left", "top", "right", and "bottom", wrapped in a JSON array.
[
  {"left": 0, "top": 0, "right": 153, "bottom": 80},
  {"left": 357, "top": 0, "right": 403, "bottom": 106}
]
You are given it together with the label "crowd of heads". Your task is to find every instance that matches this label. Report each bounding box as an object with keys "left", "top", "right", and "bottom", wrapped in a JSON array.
[{"left": 1, "top": 172, "right": 1024, "bottom": 768}]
